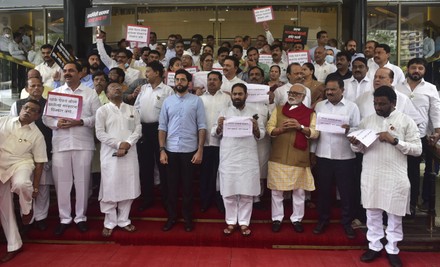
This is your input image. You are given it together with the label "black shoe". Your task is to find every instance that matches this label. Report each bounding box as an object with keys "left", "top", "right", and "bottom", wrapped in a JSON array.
[
  {"left": 54, "top": 223, "right": 70, "bottom": 236},
  {"left": 344, "top": 225, "right": 356, "bottom": 239},
  {"left": 77, "top": 221, "right": 89, "bottom": 233},
  {"left": 418, "top": 202, "right": 429, "bottom": 213},
  {"left": 313, "top": 221, "right": 328, "bottom": 234},
  {"left": 292, "top": 221, "right": 304, "bottom": 233},
  {"left": 162, "top": 219, "right": 176, "bottom": 231},
  {"left": 200, "top": 204, "right": 209, "bottom": 213},
  {"left": 387, "top": 253, "right": 402, "bottom": 267},
  {"left": 138, "top": 201, "right": 153, "bottom": 211},
  {"left": 35, "top": 219, "right": 48, "bottom": 231},
  {"left": 360, "top": 249, "right": 381, "bottom": 262},
  {"left": 253, "top": 201, "right": 265, "bottom": 210},
  {"left": 184, "top": 221, "right": 194, "bottom": 232},
  {"left": 272, "top": 220, "right": 282, "bottom": 233}
]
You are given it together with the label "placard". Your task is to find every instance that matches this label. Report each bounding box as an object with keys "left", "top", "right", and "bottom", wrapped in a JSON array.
[
  {"left": 50, "top": 38, "right": 76, "bottom": 69},
  {"left": 223, "top": 116, "right": 253, "bottom": 137},
  {"left": 253, "top": 6, "right": 274, "bottom": 23},
  {"left": 185, "top": 67, "right": 199, "bottom": 75},
  {"left": 287, "top": 51, "right": 310, "bottom": 65},
  {"left": 166, "top": 72, "right": 175, "bottom": 87},
  {"left": 85, "top": 6, "right": 112, "bottom": 28},
  {"left": 126, "top": 24, "right": 150, "bottom": 43},
  {"left": 282, "top": 26, "right": 308, "bottom": 44},
  {"left": 259, "top": 54, "right": 273, "bottom": 65},
  {"left": 246, "top": 84, "right": 270, "bottom": 103},
  {"left": 44, "top": 92, "right": 83, "bottom": 120},
  {"left": 316, "top": 113, "right": 349, "bottom": 134}
]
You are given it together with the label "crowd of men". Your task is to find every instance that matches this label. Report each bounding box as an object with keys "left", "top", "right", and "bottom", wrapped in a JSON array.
[{"left": 1, "top": 27, "right": 440, "bottom": 267}]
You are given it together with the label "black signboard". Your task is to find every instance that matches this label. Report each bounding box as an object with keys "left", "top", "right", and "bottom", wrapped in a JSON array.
[
  {"left": 85, "top": 6, "right": 112, "bottom": 28},
  {"left": 282, "top": 26, "right": 308, "bottom": 44},
  {"left": 50, "top": 38, "right": 76, "bottom": 69}
]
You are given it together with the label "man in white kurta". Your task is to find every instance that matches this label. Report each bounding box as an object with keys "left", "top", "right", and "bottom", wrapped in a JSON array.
[
  {"left": 43, "top": 62, "right": 101, "bottom": 235},
  {"left": 213, "top": 83, "right": 265, "bottom": 236},
  {"left": 0, "top": 100, "right": 47, "bottom": 262},
  {"left": 350, "top": 86, "right": 422, "bottom": 266},
  {"left": 96, "top": 82, "right": 142, "bottom": 237}
]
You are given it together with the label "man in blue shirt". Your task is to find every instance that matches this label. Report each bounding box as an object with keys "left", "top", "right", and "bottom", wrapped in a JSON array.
[{"left": 159, "top": 69, "right": 207, "bottom": 232}]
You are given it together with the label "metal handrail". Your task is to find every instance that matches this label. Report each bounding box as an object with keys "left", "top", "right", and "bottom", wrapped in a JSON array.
[{"left": 0, "top": 51, "right": 35, "bottom": 69}]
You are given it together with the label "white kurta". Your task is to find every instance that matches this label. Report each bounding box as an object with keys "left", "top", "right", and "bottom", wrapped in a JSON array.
[
  {"left": 95, "top": 102, "right": 142, "bottom": 202},
  {"left": 213, "top": 105, "right": 265, "bottom": 197},
  {"left": 351, "top": 110, "right": 422, "bottom": 216},
  {"left": 247, "top": 102, "right": 270, "bottom": 179}
]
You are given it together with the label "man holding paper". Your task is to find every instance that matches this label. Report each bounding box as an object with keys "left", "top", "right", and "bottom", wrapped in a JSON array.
[
  {"left": 43, "top": 62, "right": 101, "bottom": 236},
  {"left": 313, "top": 76, "right": 360, "bottom": 239},
  {"left": 349, "top": 86, "right": 422, "bottom": 267},
  {"left": 213, "top": 83, "right": 265, "bottom": 237},
  {"left": 267, "top": 83, "right": 319, "bottom": 233}
]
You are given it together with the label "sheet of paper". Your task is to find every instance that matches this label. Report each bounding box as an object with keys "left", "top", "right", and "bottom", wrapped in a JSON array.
[
  {"left": 316, "top": 113, "right": 349, "bottom": 134},
  {"left": 223, "top": 116, "right": 253, "bottom": 137},
  {"left": 258, "top": 54, "right": 272, "bottom": 65},
  {"left": 246, "top": 84, "right": 270, "bottom": 103},
  {"left": 44, "top": 92, "right": 83, "bottom": 120},
  {"left": 347, "top": 129, "right": 378, "bottom": 147},
  {"left": 253, "top": 6, "right": 274, "bottom": 23}
]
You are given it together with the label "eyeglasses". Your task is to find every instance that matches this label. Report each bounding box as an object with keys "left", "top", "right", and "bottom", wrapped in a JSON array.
[{"left": 287, "top": 91, "right": 304, "bottom": 97}]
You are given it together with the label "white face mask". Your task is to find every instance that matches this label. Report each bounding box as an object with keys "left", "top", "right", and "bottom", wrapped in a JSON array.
[
  {"left": 3, "top": 33, "right": 10, "bottom": 38},
  {"left": 325, "top": 55, "right": 334, "bottom": 64}
]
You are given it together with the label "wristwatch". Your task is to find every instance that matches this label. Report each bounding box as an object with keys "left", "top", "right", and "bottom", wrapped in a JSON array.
[
  {"left": 159, "top": 147, "right": 166, "bottom": 152},
  {"left": 392, "top": 138, "right": 399, "bottom": 146},
  {"left": 300, "top": 125, "right": 305, "bottom": 131},
  {"left": 33, "top": 188, "right": 39, "bottom": 193}
]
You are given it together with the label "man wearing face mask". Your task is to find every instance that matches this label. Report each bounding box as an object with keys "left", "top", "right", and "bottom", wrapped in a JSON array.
[
  {"left": 314, "top": 46, "right": 337, "bottom": 83},
  {"left": 325, "top": 49, "right": 335, "bottom": 65},
  {"left": 0, "top": 27, "right": 11, "bottom": 52},
  {"left": 97, "top": 35, "right": 140, "bottom": 87},
  {"left": 267, "top": 83, "right": 319, "bottom": 233}
]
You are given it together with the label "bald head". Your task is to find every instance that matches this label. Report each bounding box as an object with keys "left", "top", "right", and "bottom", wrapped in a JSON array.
[{"left": 27, "top": 69, "right": 42, "bottom": 79}]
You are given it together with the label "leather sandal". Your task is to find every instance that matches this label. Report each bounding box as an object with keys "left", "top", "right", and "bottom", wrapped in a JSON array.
[
  {"left": 223, "top": 224, "right": 236, "bottom": 236},
  {"left": 102, "top": 227, "right": 113, "bottom": 237},
  {"left": 240, "top": 225, "right": 251, "bottom": 237},
  {"left": 122, "top": 224, "right": 136, "bottom": 232}
]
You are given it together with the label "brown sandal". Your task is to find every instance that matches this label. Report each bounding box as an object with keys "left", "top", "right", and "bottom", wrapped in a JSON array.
[
  {"left": 102, "top": 227, "right": 113, "bottom": 237},
  {"left": 240, "top": 225, "right": 251, "bottom": 237},
  {"left": 122, "top": 224, "right": 136, "bottom": 232},
  {"left": 223, "top": 224, "right": 237, "bottom": 236}
]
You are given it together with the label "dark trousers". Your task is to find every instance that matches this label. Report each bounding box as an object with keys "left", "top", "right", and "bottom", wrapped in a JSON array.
[
  {"left": 199, "top": 146, "right": 220, "bottom": 209},
  {"left": 316, "top": 157, "right": 356, "bottom": 226},
  {"left": 422, "top": 137, "right": 438, "bottom": 202},
  {"left": 353, "top": 153, "right": 366, "bottom": 222},
  {"left": 166, "top": 151, "right": 196, "bottom": 222},
  {"left": 137, "top": 122, "right": 167, "bottom": 207},
  {"left": 407, "top": 137, "right": 427, "bottom": 208}
]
